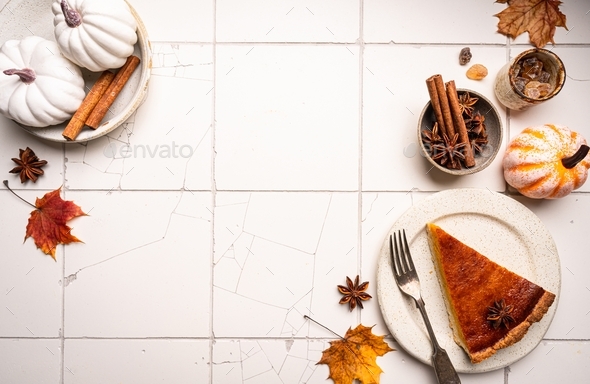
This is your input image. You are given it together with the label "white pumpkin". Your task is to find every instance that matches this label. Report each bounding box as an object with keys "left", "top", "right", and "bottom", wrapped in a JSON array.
[
  {"left": 52, "top": 0, "right": 138, "bottom": 72},
  {"left": 0, "top": 36, "right": 85, "bottom": 128}
]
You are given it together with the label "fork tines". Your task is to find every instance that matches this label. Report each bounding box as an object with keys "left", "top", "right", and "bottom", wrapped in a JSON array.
[{"left": 390, "top": 229, "right": 415, "bottom": 276}]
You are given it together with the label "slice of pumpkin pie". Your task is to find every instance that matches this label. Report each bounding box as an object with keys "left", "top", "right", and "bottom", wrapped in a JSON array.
[{"left": 426, "top": 223, "right": 556, "bottom": 364}]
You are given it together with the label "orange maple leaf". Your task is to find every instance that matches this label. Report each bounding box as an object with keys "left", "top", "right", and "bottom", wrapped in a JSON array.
[
  {"left": 318, "top": 324, "right": 394, "bottom": 384},
  {"left": 495, "top": 0, "right": 567, "bottom": 48},
  {"left": 25, "top": 187, "right": 85, "bottom": 260}
]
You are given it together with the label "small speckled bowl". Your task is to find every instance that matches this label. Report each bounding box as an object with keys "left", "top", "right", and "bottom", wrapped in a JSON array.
[
  {"left": 494, "top": 48, "right": 565, "bottom": 111},
  {"left": 0, "top": 0, "right": 151, "bottom": 143},
  {"left": 417, "top": 88, "right": 502, "bottom": 176}
]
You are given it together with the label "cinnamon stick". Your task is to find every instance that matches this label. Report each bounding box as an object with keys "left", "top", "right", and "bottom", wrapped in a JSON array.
[
  {"left": 432, "top": 74, "right": 455, "bottom": 138},
  {"left": 85, "top": 55, "right": 141, "bottom": 129},
  {"left": 425, "top": 76, "right": 447, "bottom": 138},
  {"left": 62, "top": 70, "right": 115, "bottom": 140},
  {"left": 445, "top": 80, "right": 475, "bottom": 167}
]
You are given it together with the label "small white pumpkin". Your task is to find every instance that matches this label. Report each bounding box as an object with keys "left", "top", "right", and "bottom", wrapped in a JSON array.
[
  {"left": 0, "top": 36, "right": 85, "bottom": 128},
  {"left": 52, "top": 0, "right": 138, "bottom": 72}
]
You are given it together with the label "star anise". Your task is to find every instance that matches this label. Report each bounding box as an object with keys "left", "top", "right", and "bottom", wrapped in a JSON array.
[
  {"left": 9, "top": 147, "right": 48, "bottom": 183},
  {"left": 470, "top": 135, "right": 489, "bottom": 155},
  {"left": 431, "top": 133, "right": 466, "bottom": 169},
  {"left": 465, "top": 111, "right": 486, "bottom": 137},
  {"left": 337, "top": 275, "right": 372, "bottom": 311},
  {"left": 421, "top": 122, "right": 442, "bottom": 155},
  {"left": 458, "top": 92, "right": 478, "bottom": 117},
  {"left": 487, "top": 299, "right": 515, "bottom": 329}
]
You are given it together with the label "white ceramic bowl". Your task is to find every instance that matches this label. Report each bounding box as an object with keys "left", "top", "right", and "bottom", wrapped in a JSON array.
[{"left": 0, "top": 0, "right": 151, "bottom": 143}]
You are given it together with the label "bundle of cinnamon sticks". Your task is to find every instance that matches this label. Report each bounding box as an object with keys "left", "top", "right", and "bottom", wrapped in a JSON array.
[
  {"left": 62, "top": 55, "right": 141, "bottom": 141},
  {"left": 425, "top": 74, "right": 475, "bottom": 168}
]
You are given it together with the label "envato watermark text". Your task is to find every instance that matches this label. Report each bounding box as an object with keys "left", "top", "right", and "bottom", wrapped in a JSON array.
[
  {"left": 403, "top": 142, "right": 496, "bottom": 159},
  {"left": 103, "top": 142, "right": 195, "bottom": 159}
]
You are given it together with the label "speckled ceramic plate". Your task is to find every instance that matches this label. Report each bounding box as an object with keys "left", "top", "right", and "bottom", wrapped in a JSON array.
[
  {"left": 0, "top": 0, "right": 151, "bottom": 143},
  {"left": 376, "top": 188, "right": 561, "bottom": 373}
]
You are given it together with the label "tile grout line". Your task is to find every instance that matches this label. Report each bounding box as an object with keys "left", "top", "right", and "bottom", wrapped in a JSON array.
[
  {"left": 60, "top": 143, "right": 66, "bottom": 384},
  {"left": 504, "top": 36, "right": 511, "bottom": 384},
  {"left": 57, "top": 188, "right": 590, "bottom": 194},
  {"left": 208, "top": 1, "right": 217, "bottom": 383},
  {"left": 53, "top": 188, "right": 590, "bottom": 195},
  {"left": 502, "top": 38, "right": 512, "bottom": 199},
  {"left": 3, "top": 335, "right": 588, "bottom": 341},
  {"left": 357, "top": 0, "right": 365, "bottom": 327},
  {"left": 151, "top": 40, "right": 590, "bottom": 48}
]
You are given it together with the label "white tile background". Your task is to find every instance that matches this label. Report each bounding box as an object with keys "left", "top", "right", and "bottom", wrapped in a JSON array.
[{"left": 1, "top": 0, "right": 590, "bottom": 383}]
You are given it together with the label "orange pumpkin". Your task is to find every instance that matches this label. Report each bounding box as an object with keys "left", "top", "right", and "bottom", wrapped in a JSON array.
[{"left": 503, "top": 124, "right": 590, "bottom": 199}]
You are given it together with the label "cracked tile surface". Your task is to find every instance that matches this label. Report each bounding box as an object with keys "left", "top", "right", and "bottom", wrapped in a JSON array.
[
  {"left": 0, "top": 189, "right": 63, "bottom": 338},
  {"left": 63, "top": 190, "right": 211, "bottom": 337},
  {"left": 212, "top": 339, "right": 329, "bottom": 383},
  {"left": 64, "top": 339, "right": 210, "bottom": 383},
  {"left": 213, "top": 192, "right": 359, "bottom": 338},
  {"left": 65, "top": 43, "right": 213, "bottom": 191},
  {"left": 1, "top": 0, "right": 590, "bottom": 383}
]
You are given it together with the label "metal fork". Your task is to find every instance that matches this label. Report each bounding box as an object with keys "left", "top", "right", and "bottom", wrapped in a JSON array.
[{"left": 390, "top": 230, "right": 461, "bottom": 384}]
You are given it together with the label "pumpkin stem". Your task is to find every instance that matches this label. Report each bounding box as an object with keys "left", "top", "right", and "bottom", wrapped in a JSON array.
[
  {"left": 3, "top": 68, "right": 36, "bottom": 84},
  {"left": 562, "top": 145, "right": 590, "bottom": 169},
  {"left": 60, "top": 0, "right": 81, "bottom": 28}
]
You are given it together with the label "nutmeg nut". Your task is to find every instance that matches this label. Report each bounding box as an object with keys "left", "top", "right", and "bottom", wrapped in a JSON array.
[{"left": 459, "top": 47, "right": 472, "bottom": 65}]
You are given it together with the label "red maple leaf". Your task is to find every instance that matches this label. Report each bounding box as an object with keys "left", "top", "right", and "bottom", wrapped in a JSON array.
[{"left": 24, "top": 187, "right": 86, "bottom": 260}]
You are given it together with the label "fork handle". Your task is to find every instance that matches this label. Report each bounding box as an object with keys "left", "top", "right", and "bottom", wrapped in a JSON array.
[
  {"left": 432, "top": 347, "right": 461, "bottom": 384},
  {"left": 415, "top": 298, "right": 461, "bottom": 384}
]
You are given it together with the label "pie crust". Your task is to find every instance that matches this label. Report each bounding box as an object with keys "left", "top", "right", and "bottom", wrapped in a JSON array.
[{"left": 426, "top": 223, "right": 556, "bottom": 364}]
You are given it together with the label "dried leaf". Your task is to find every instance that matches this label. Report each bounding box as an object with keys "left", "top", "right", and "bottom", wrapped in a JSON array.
[
  {"left": 25, "top": 188, "right": 85, "bottom": 260},
  {"left": 318, "top": 324, "right": 394, "bottom": 384},
  {"left": 495, "top": 0, "right": 567, "bottom": 48}
]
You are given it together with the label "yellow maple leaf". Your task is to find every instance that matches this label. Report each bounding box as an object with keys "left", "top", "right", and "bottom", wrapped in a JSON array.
[
  {"left": 494, "top": 0, "right": 567, "bottom": 48},
  {"left": 317, "top": 324, "right": 394, "bottom": 384}
]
